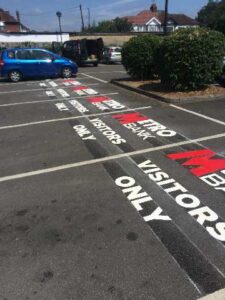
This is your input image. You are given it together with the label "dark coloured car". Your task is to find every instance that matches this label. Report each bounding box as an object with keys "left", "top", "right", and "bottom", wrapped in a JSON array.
[
  {"left": 62, "top": 38, "right": 104, "bottom": 67},
  {"left": 0, "top": 48, "right": 78, "bottom": 82}
]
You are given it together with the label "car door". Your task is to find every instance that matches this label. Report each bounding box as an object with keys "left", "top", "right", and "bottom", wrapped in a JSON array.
[
  {"left": 15, "top": 49, "right": 40, "bottom": 77},
  {"left": 31, "top": 50, "right": 57, "bottom": 76}
]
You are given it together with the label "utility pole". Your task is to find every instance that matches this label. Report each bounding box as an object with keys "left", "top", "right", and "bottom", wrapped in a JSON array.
[
  {"left": 163, "top": 0, "right": 168, "bottom": 35},
  {"left": 79, "top": 4, "right": 85, "bottom": 32},
  {"left": 87, "top": 8, "right": 90, "bottom": 30}
]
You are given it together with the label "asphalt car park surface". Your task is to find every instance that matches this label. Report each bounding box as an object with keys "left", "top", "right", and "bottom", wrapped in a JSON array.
[{"left": 0, "top": 63, "right": 225, "bottom": 300}]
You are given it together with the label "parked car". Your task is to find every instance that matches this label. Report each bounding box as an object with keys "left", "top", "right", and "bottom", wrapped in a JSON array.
[
  {"left": 62, "top": 38, "right": 104, "bottom": 67},
  {"left": 102, "top": 46, "right": 122, "bottom": 64},
  {"left": 0, "top": 48, "right": 78, "bottom": 82}
]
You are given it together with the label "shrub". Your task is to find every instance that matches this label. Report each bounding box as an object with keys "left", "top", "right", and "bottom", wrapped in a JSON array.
[
  {"left": 158, "top": 27, "right": 225, "bottom": 90},
  {"left": 121, "top": 35, "right": 162, "bottom": 80}
]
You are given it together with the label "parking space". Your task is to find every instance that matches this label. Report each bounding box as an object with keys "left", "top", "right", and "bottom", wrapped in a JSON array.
[{"left": 0, "top": 64, "right": 225, "bottom": 300}]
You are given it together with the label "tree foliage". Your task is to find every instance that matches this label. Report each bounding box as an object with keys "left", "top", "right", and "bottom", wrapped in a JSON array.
[
  {"left": 83, "top": 17, "right": 132, "bottom": 33},
  {"left": 197, "top": 0, "right": 225, "bottom": 33},
  {"left": 121, "top": 35, "right": 162, "bottom": 80},
  {"left": 157, "top": 27, "right": 225, "bottom": 90}
]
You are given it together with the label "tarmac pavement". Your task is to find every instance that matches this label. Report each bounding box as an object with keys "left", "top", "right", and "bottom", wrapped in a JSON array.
[{"left": 0, "top": 63, "right": 225, "bottom": 300}]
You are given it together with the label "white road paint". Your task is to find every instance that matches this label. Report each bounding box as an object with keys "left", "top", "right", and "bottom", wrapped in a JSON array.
[
  {"left": 0, "top": 88, "right": 52, "bottom": 94},
  {"left": 198, "top": 288, "right": 225, "bottom": 299},
  {"left": 0, "top": 105, "right": 152, "bottom": 130},
  {"left": 81, "top": 70, "right": 126, "bottom": 74},
  {"left": 49, "top": 81, "right": 58, "bottom": 87},
  {"left": 0, "top": 82, "right": 99, "bottom": 94},
  {"left": 171, "top": 104, "right": 225, "bottom": 126},
  {"left": 0, "top": 93, "right": 119, "bottom": 107},
  {"left": 45, "top": 91, "right": 56, "bottom": 97},
  {"left": 0, "top": 132, "right": 225, "bottom": 183},
  {"left": 0, "top": 77, "right": 91, "bottom": 86},
  {"left": 80, "top": 72, "right": 108, "bottom": 83},
  {"left": 57, "top": 89, "right": 70, "bottom": 98},
  {"left": 39, "top": 83, "right": 47, "bottom": 87}
]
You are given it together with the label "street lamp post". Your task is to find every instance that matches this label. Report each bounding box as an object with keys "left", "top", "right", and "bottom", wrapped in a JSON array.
[
  {"left": 163, "top": 0, "right": 169, "bottom": 35},
  {"left": 56, "top": 11, "right": 62, "bottom": 44}
]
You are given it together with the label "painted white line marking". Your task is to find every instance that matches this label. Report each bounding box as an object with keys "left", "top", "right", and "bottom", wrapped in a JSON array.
[
  {"left": 63, "top": 81, "right": 81, "bottom": 86},
  {"left": 0, "top": 83, "right": 99, "bottom": 94},
  {"left": 0, "top": 77, "right": 86, "bottom": 86},
  {"left": 40, "top": 83, "right": 47, "bottom": 87},
  {"left": 46, "top": 91, "right": 56, "bottom": 97},
  {"left": 80, "top": 72, "right": 108, "bottom": 83},
  {"left": 75, "top": 90, "right": 86, "bottom": 96},
  {"left": 171, "top": 104, "right": 225, "bottom": 126},
  {"left": 57, "top": 89, "right": 70, "bottom": 98},
  {"left": 0, "top": 93, "right": 119, "bottom": 107},
  {"left": 49, "top": 81, "right": 58, "bottom": 87},
  {"left": 0, "top": 105, "right": 152, "bottom": 130},
  {"left": 0, "top": 88, "right": 51, "bottom": 94},
  {"left": 84, "top": 88, "right": 98, "bottom": 95},
  {"left": 198, "top": 288, "right": 225, "bottom": 299},
  {"left": 0, "top": 132, "right": 225, "bottom": 183},
  {"left": 81, "top": 71, "right": 126, "bottom": 74}
]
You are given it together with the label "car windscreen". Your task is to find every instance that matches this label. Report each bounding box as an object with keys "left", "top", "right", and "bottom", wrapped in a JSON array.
[{"left": 114, "top": 48, "right": 121, "bottom": 53}]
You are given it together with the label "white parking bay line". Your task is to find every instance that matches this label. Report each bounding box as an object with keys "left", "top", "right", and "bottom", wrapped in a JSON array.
[
  {"left": 0, "top": 92, "right": 119, "bottom": 107},
  {"left": 0, "top": 106, "right": 152, "bottom": 130},
  {"left": 171, "top": 104, "right": 225, "bottom": 126},
  {"left": 0, "top": 88, "right": 50, "bottom": 94},
  {"left": 80, "top": 72, "right": 108, "bottom": 83},
  {"left": 0, "top": 132, "right": 225, "bottom": 183}
]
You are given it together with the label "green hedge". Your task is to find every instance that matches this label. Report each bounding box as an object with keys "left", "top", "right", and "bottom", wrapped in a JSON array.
[
  {"left": 158, "top": 27, "right": 225, "bottom": 90},
  {"left": 121, "top": 35, "right": 162, "bottom": 80}
]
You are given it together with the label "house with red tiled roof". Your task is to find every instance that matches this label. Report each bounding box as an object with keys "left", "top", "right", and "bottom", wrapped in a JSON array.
[
  {"left": 0, "top": 8, "right": 30, "bottom": 32},
  {"left": 124, "top": 3, "right": 199, "bottom": 33}
]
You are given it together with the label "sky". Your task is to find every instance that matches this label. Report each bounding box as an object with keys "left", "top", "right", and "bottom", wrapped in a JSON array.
[{"left": 1, "top": 0, "right": 209, "bottom": 32}]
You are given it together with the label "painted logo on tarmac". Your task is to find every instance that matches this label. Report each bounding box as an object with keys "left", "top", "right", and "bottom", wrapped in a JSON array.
[
  {"left": 87, "top": 96, "right": 125, "bottom": 111},
  {"left": 112, "top": 112, "right": 177, "bottom": 140},
  {"left": 135, "top": 157, "right": 225, "bottom": 243},
  {"left": 167, "top": 148, "right": 225, "bottom": 194},
  {"left": 72, "top": 86, "right": 98, "bottom": 96}
]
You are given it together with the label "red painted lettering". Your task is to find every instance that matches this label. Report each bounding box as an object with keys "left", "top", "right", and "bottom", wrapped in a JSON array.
[
  {"left": 72, "top": 86, "right": 88, "bottom": 91},
  {"left": 167, "top": 149, "right": 225, "bottom": 177},
  {"left": 87, "top": 96, "right": 111, "bottom": 103},
  {"left": 112, "top": 113, "right": 149, "bottom": 124}
]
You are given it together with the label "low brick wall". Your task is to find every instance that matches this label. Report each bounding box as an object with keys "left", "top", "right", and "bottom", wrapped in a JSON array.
[{"left": 70, "top": 32, "right": 162, "bottom": 46}]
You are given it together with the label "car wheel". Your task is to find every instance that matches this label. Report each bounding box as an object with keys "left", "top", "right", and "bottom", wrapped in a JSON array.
[
  {"left": 93, "top": 62, "right": 98, "bottom": 67},
  {"left": 8, "top": 70, "right": 22, "bottom": 82},
  {"left": 62, "top": 67, "right": 72, "bottom": 78}
]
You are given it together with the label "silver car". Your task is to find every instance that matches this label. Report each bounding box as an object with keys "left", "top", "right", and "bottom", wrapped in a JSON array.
[{"left": 102, "top": 47, "right": 122, "bottom": 64}]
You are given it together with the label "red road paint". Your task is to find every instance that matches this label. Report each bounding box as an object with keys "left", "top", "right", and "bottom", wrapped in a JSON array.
[
  {"left": 167, "top": 149, "right": 225, "bottom": 177},
  {"left": 87, "top": 96, "right": 111, "bottom": 103},
  {"left": 112, "top": 112, "right": 149, "bottom": 124},
  {"left": 72, "top": 86, "right": 88, "bottom": 91}
]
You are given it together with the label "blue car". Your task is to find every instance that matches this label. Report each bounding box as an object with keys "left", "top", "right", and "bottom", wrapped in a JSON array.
[{"left": 0, "top": 48, "right": 78, "bottom": 82}]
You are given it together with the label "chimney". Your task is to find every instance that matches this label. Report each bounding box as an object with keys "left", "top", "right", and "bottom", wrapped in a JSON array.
[
  {"left": 16, "top": 10, "right": 20, "bottom": 22},
  {"left": 150, "top": 3, "right": 157, "bottom": 13}
]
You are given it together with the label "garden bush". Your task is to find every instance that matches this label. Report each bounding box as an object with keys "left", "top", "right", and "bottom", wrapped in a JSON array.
[
  {"left": 157, "top": 27, "right": 225, "bottom": 90},
  {"left": 121, "top": 35, "right": 162, "bottom": 80}
]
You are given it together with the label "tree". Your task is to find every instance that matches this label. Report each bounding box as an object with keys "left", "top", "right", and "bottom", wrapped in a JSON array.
[
  {"left": 113, "top": 18, "right": 132, "bottom": 32},
  {"left": 83, "top": 17, "right": 132, "bottom": 33},
  {"left": 197, "top": 0, "right": 225, "bottom": 34}
]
